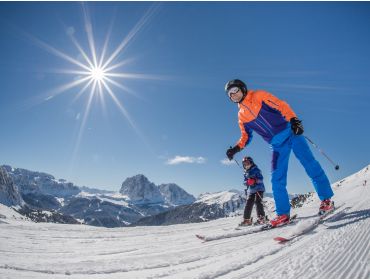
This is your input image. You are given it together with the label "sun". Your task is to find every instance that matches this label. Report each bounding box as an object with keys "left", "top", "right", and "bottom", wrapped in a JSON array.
[
  {"left": 24, "top": 3, "right": 163, "bottom": 163},
  {"left": 89, "top": 66, "right": 106, "bottom": 82}
]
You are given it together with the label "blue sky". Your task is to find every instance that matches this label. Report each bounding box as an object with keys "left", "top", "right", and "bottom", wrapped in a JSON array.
[{"left": 0, "top": 2, "right": 369, "bottom": 197}]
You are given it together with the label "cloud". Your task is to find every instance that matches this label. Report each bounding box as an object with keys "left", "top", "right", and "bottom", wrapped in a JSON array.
[
  {"left": 166, "top": 156, "right": 206, "bottom": 165},
  {"left": 66, "top": 26, "right": 75, "bottom": 36},
  {"left": 220, "top": 158, "right": 235, "bottom": 166}
]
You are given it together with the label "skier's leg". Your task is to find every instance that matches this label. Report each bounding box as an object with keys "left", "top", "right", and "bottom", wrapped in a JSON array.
[
  {"left": 255, "top": 191, "right": 265, "bottom": 217},
  {"left": 292, "top": 135, "right": 334, "bottom": 200},
  {"left": 244, "top": 193, "right": 256, "bottom": 219},
  {"left": 271, "top": 139, "right": 292, "bottom": 215}
]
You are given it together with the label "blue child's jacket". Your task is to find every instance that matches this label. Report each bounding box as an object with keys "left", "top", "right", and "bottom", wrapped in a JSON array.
[{"left": 244, "top": 164, "right": 265, "bottom": 193}]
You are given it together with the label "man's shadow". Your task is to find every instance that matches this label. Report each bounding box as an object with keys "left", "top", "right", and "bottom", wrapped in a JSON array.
[{"left": 324, "top": 208, "right": 370, "bottom": 230}]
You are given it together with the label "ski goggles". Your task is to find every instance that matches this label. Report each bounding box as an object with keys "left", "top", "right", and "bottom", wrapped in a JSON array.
[{"left": 227, "top": 87, "right": 241, "bottom": 98}]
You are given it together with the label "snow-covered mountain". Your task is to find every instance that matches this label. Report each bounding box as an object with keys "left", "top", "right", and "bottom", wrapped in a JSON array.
[
  {"left": 0, "top": 164, "right": 369, "bottom": 278},
  {"left": 0, "top": 166, "right": 196, "bottom": 227}
]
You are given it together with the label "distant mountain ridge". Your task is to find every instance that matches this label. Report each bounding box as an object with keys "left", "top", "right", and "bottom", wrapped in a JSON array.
[
  {"left": 0, "top": 164, "right": 313, "bottom": 228},
  {"left": 0, "top": 165, "right": 196, "bottom": 227}
]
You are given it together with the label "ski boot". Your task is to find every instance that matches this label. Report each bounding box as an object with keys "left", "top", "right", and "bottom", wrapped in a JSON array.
[
  {"left": 318, "top": 199, "right": 334, "bottom": 216},
  {"left": 270, "top": 214, "right": 290, "bottom": 228},
  {"left": 255, "top": 215, "right": 269, "bottom": 225},
  {"left": 238, "top": 218, "right": 253, "bottom": 227}
]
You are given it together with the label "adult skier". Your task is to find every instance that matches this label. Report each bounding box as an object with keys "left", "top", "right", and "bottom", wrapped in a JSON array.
[
  {"left": 225, "top": 79, "right": 334, "bottom": 227},
  {"left": 239, "top": 156, "right": 267, "bottom": 226}
]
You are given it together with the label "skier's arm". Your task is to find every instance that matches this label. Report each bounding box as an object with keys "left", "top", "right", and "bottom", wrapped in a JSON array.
[
  {"left": 254, "top": 168, "right": 264, "bottom": 184},
  {"left": 236, "top": 118, "right": 253, "bottom": 149},
  {"left": 259, "top": 91, "right": 297, "bottom": 121},
  {"left": 245, "top": 168, "right": 263, "bottom": 186}
]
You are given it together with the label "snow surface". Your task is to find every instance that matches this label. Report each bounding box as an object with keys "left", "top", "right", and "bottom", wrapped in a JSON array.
[{"left": 0, "top": 165, "right": 369, "bottom": 278}]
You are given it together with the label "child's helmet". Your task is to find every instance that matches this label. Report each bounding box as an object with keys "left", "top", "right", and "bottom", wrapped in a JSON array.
[{"left": 242, "top": 156, "right": 254, "bottom": 169}]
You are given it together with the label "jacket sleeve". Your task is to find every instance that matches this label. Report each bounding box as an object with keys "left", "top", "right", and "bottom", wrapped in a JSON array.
[
  {"left": 254, "top": 168, "right": 263, "bottom": 183},
  {"left": 258, "top": 90, "right": 297, "bottom": 121},
  {"left": 237, "top": 118, "right": 253, "bottom": 149},
  {"left": 249, "top": 167, "right": 263, "bottom": 184}
]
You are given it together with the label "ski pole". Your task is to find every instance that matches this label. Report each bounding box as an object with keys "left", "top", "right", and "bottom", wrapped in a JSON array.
[
  {"left": 234, "top": 158, "right": 243, "bottom": 170},
  {"left": 256, "top": 190, "right": 263, "bottom": 201},
  {"left": 229, "top": 146, "right": 243, "bottom": 170},
  {"left": 304, "top": 136, "right": 340, "bottom": 170}
]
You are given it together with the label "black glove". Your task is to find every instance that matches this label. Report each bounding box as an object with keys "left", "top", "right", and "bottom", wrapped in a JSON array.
[
  {"left": 290, "top": 117, "right": 304, "bottom": 135},
  {"left": 226, "top": 145, "right": 241, "bottom": 160}
]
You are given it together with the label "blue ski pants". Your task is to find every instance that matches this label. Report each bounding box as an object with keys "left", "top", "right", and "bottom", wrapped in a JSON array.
[{"left": 271, "top": 132, "right": 334, "bottom": 215}]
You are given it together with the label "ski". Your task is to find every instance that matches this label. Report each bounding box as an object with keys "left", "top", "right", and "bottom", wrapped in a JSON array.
[
  {"left": 196, "top": 214, "right": 297, "bottom": 242},
  {"left": 273, "top": 204, "right": 347, "bottom": 243}
]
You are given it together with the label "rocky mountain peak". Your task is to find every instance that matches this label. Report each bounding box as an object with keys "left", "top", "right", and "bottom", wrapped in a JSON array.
[{"left": 120, "top": 174, "right": 164, "bottom": 204}]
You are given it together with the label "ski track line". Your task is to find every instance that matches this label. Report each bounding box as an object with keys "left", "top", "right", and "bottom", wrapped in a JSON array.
[
  {"left": 319, "top": 210, "right": 370, "bottom": 278},
  {"left": 157, "top": 230, "right": 299, "bottom": 279},
  {"left": 219, "top": 230, "right": 316, "bottom": 278},
  {"left": 342, "top": 221, "right": 369, "bottom": 278},
  {"left": 224, "top": 207, "right": 346, "bottom": 278},
  {"left": 1, "top": 226, "right": 271, "bottom": 278},
  {"left": 239, "top": 205, "right": 370, "bottom": 279},
  {"left": 140, "top": 240, "right": 273, "bottom": 278},
  {"left": 1, "top": 224, "right": 215, "bottom": 256},
  {"left": 319, "top": 198, "right": 370, "bottom": 278},
  {"left": 102, "top": 222, "right": 300, "bottom": 278},
  {"left": 110, "top": 233, "right": 268, "bottom": 277},
  {"left": 1, "top": 228, "right": 234, "bottom": 277},
  {"left": 1, "top": 247, "right": 218, "bottom": 278},
  {"left": 303, "top": 211, "right": 369, "bottom": 278}
]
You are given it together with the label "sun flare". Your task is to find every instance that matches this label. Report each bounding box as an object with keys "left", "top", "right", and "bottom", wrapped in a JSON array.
[{"left": 90, "top": 66, "right": 106, "bottom": 82}]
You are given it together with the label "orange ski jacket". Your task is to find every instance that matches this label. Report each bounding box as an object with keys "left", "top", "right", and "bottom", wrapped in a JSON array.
[{"left": 236, "top": 90, "right": 297, "bottom": 148}]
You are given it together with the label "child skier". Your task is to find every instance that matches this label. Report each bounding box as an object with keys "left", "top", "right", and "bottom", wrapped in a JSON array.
[{"left": 239, "top": 156, "right": 267, "bottom": 226}]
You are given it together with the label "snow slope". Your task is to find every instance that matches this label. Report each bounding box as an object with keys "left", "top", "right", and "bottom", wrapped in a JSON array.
[{"left": 0, "top": 165, "right": 369, "bottom": 278}]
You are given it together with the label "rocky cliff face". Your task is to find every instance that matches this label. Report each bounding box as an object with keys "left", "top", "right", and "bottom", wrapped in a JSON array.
[
  {"left": 2, "top": 165, "right": 80, "bottom": 197},
  {"left": 120, "top": 174, "right": 164, "bottom": 204},
  {"left": 158, "top": 183, "right": 196, "bottom": 206},
  {"left": 0, "top": 167, "right": 23, "bottom": 206},
  {"left": 120, "top": 175, "right": 196, "bottom": 207}
]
